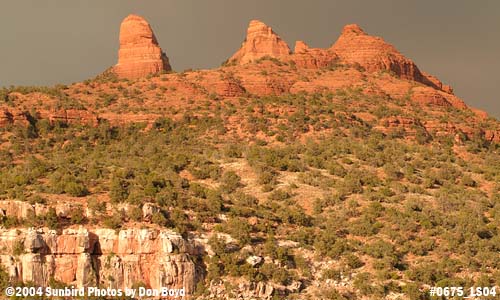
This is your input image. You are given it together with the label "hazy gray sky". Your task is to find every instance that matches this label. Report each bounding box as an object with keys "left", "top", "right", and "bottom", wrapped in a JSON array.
[{"left": 0, "top": 0, "right": 499, "bottom": 118}]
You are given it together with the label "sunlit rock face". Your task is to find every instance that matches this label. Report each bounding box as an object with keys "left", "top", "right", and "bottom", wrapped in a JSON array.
[{"left": 114, "top": 14, "right": 171, "bottom": 79}]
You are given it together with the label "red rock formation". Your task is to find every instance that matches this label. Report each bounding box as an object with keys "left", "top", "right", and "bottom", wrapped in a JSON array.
[
  {"left": 0, "top": 228, "right": 202, "bottom": 293},
  {"left": 0, "top": 108, "right": 13, "bottom": 126},
  {"left": 470, "top": 108, "right": 489, "bottom": 119},
  {"left": 0, "top": 107, "right": 30, "bottom": 127},
  {"left": 411, "top": 86, "right": 453, "bottom": 107},
  {"left": 485, "top": 130, "right": 500, "bottom": 142},
  {"left": 44, "top": 109, "right": 98, "bottom": 126},
  {"left": 114, "top": 14, "right": 171, "bottom": 79},
  {"left": 422, "top": 121, "right": 481, "bottom": 141},
  {"left": 214, "top": 79, "right": 246, "bottom": 97},
  {"left": 294, "top": 41, "right": 309, "bottom": 54},
  {"left": 331, "top": 24, "right": 423, "bottom": 79},
  {"left": 290, "top": 69, "right": 365, "bottom": 94},
  {"left": 239, "top": 73, "right": 294, "bottom": 96},
  {"left": 193, "top": 72, "right": 247, "bottom": 98},
  {"left": 331, "top": 24, "right": 450, "bottom": 92},
  {"left": 373, "top": 116, "right": 428, "bottom": 139},
  {"left": 228, "top": 20, "right": 291, "bottom": 64},
  {"left": 421, "top": 72, "right": 453, "bottom": 94},
  {"left": 291, "top": 40, "right": 339, "bottom": 69},
  {"left": 0, "top": 201, "right": 35, "bottom": 219}
]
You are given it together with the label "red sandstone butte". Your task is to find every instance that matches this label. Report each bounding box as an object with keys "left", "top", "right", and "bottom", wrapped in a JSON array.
[
  {"left": 331, "top": 24, "right": 446, "bottom": 90},
  {"left": 228, "top": 20, "right": 291, "bottom": 64},
  {"left": 114, "top": 14, "right": 171, "bottom": 79},
  {"left": 331, "top": 24, "right": 421, "bottom": 78}
]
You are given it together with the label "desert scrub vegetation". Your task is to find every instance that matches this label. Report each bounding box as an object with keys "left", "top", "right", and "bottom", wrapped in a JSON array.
[{"left": 0, "top": 90, "right": 499, "bottom": 297}]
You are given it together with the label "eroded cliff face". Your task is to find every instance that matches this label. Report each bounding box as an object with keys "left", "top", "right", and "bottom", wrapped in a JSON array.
[{"left": 0, "top": 227, "right": 203, "bottom": 294}]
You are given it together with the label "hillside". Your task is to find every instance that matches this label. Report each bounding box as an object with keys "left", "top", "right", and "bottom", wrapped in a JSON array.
[{"left": 0, "top": 15, "right": 499, "bottom": 300}]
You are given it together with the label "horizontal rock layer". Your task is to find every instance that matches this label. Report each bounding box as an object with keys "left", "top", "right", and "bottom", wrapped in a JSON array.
[{"left": 0, "top": 227, "right": 203, "bottom": 294}]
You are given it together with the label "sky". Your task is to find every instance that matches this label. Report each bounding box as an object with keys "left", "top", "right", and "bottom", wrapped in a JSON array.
[{"left": 0, "top": 0, "right": 499, "bottom": 118}]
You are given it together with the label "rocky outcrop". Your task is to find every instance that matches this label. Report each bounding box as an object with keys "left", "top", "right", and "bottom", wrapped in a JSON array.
[
  {"left": 421, "top": 72, "right": 453, "bottom": 94},
  {"left": 225, "top": 21, "right": 454, "bottom": 94},
  {"left": 0, "top": 228, "right": 203, "bottom": 294},
  {"left": 291, "top": 41, "right": 339, "bottom": 69},
  {"left": 228, "top": 20, "right": 291, "bottom": 64},
  {"left": 331, "top": 24, "right": 448, "bottom": 91},
  {"left": 198, "top": 75, "right": 247, "bottom": 98},
  {"left": 114, "top": 14, "right": 171, "bottom": 79},
  {"left": 239, "top": 75, "right": 294, "bottom": 96},
  {"left": 210, "top": 281, "right": 275, "bottom": 299},
  {"left": 410, "top": 86, "right": 467, "bottom": 109},
  {"left": 43, "top": 109, "right": 98, "bottom": 126},
  {"left": 0, "top": 108, "right": 14, "bottom": 126},
  {"left": 485, "top": 129, "right": 500, "bottom": 143},
  {"left": 142, "top": 203, "right": 160, "bottom": 221},
  {"left": 0, "top": 107, "right": 30, "bottom": 127},
  {"left": 423, "top": 120, "right": 475, "bottom": 140},
  {"left": 214, "top": 79, "right": 247, "bottom": 98},
  {"left": 374, "top": 116, "right": 428, "bottom": 139},
  {"left": 0, "top": 108, "right": 98, "bottom": 128},
  {"left": 208, "top": 279, "right": 302, "bottom": 299},
  {"left": 0, "top": 200, "right": 35, "bottom": 219},
  {"left": 0, "top": 200, "right": 87, "bottom": 219},
  {"left": 410, "top": 86, "right": 453, "bottom": 107},
  {"left": 331, "top": 24, "right": 422, "bottom": 79}
]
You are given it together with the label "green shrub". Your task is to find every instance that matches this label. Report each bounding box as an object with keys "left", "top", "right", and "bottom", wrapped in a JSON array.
[
  {"left": 205, "top": 189, "right": 223, "bottom": 214},
  {"left": 170, "top": 208, "right": 190, "bottom": 237},
  {"left": 70, "top": 206, "right": 86, "bottom": 225},
  {"left": 221, "top": 171, "right": 242, "bottom": 193},
  {"left": 327, "top": 161, "right": 347, "bottom": 177},
  {"left": 151, "top": 211, "right": 168, "bottom": 226},
  {"left": 45, "top": 208, "right": 59, "bottom": 229},
  {"left": 64, "top": 181, "right": 89, "bottom": 197},
  {"left": 13, "top": 240, "right": 25, "bottom": 256},
  {"left": 461, "top": 174, "right": 476, "bottom": 187},
  {"left": 268, "top": 189, "right": 292, "bottom": 201},
  {"left": 353, "top": 272, "right": 375, "bottom": 295},
  {"left": 349, "top": 216, "right": 383, "bottom": 236},
  {"left": 103, "top": 212, "right": 123, "bottom": 229},
  {"left": 225, "top": 217, "right": 252, "bottom": 245},
  {"left": 314, "top": 230, "right": 349, "bottom": 258},
  {"left": 88, "top": 198, "right": 106, "bottom": 214},
  {"left": 260, "top": 263, "right": 290, "bottom": 285},
  {"left": 257, "top": 169, "right": 278, "bottom": 186},
  {"left": 0, "top": 265, "right": 9, "bottom": 293},
  {"left": 110, "top": 177, "right": 129, "bottom": 203},
  {"left": 224, "top": 144, "right": 243, "bottom": 158},
  {"left": 338, "top": 176, "right": 363, "bottom": 195},
  {"left": 128, "top": 206, "right": 143, "bottom": 222},
  {"left": 345, "top": 254, "right": 364, "bottom": 269}
]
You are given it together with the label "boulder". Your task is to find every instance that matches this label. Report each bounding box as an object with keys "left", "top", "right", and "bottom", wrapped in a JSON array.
[
  {"left": 246, "top": 255, "right": 263, "bottom": 267},
  {"left": 142, "top": 202, "right": 160, "bottom": 221}
]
